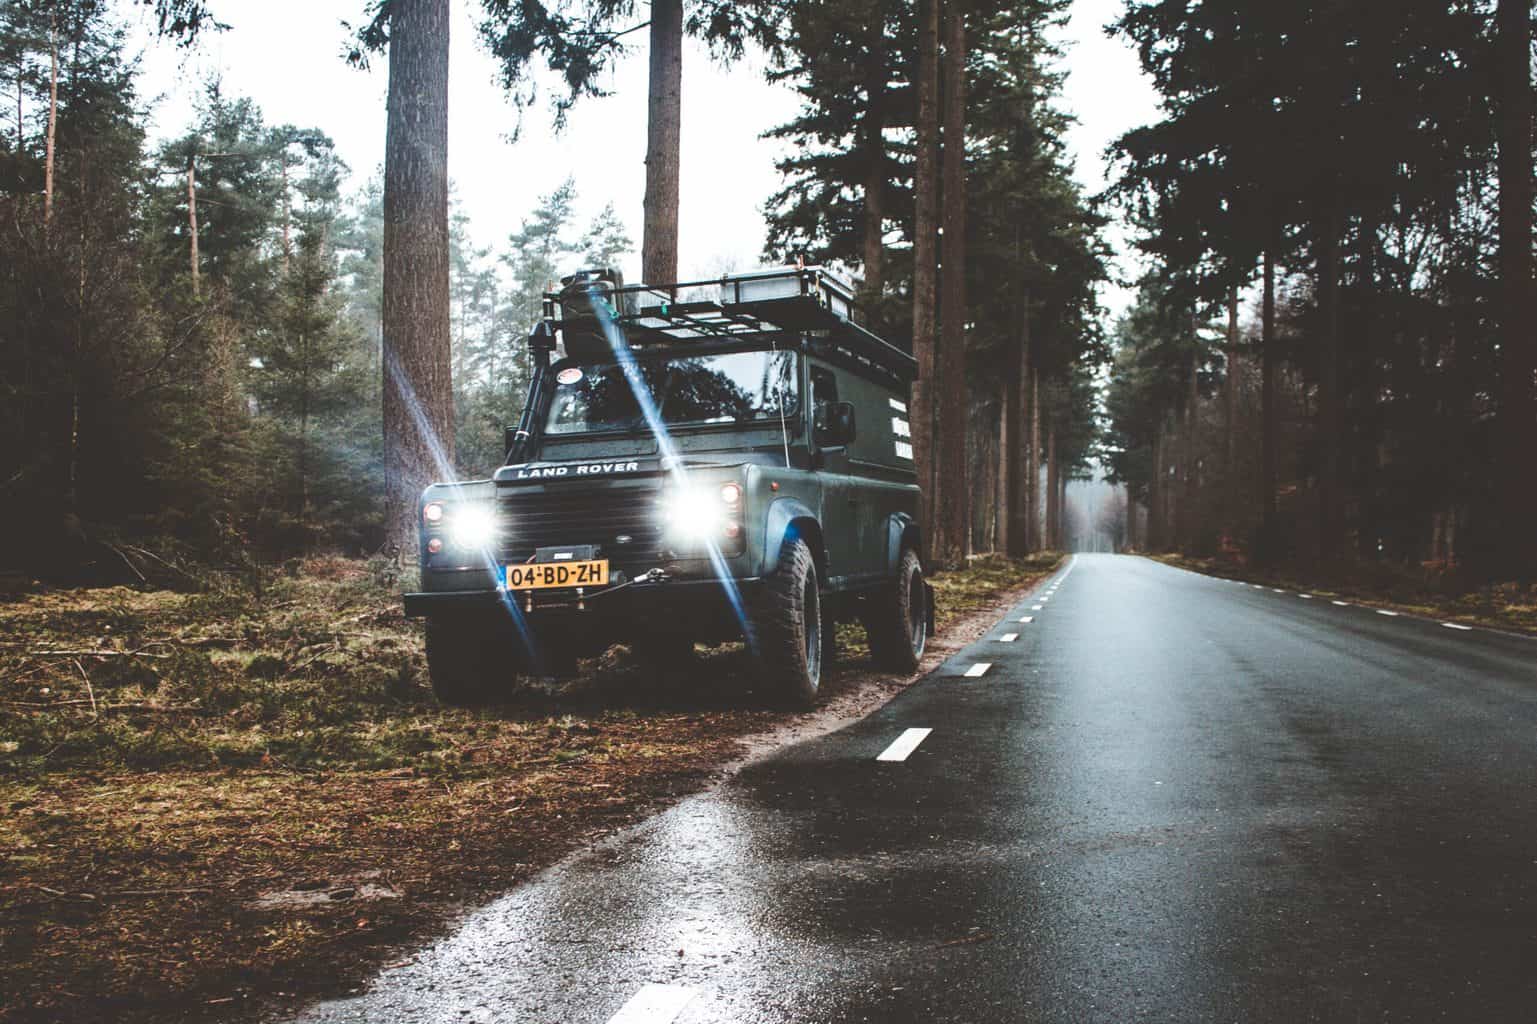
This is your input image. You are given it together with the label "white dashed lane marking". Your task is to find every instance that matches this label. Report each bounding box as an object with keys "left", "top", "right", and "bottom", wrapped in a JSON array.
[
  {"left": 1442, "top": 622, "right": 1473, "bottom": 631},
  {"left": 876, "top": 728, "right": 933, "bottom": 762},
  {"left": 1018, "top": 616, "right": 1034, "bottom": 624},
  {"left": 608, "top": 984, "right": 697, "bottom": 1024},
  {"left": 1376, "top": 609, "right": 1400, "bottom": 617},
  {"left": 1332, "top": 600, "right": 1351, "bottom": 607},
  {"left": 1031, "top": 604, "right": 1044, "bottom": 611},
  {"left": 998, "top": 633, "right": 1019, "bottom": 643},
  {"left": 964, "top": 663, "right": 993, "bottom": 678},
  {"left": 1299, "top": 594, "right": 1314, "bottom": 599}
]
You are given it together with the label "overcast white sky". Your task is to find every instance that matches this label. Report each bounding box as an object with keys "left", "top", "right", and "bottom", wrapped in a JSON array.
[{"left": 129, "top": 0, "right": 1159, "bottom": 320}]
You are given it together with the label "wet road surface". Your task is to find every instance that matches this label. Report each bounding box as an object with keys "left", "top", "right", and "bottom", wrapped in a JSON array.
[{"left": 287, "top": 555, "right": 1537, "bottom": 1022}]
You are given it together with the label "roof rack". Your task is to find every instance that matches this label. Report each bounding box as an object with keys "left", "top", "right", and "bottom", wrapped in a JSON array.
[{"left": 542, "top": 266, "right": 917, "bottom": 382}]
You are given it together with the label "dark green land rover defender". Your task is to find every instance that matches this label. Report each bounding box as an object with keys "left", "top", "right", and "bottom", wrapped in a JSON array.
[{"left": 403, "top": 266, "right": 931, "bottom": 707}]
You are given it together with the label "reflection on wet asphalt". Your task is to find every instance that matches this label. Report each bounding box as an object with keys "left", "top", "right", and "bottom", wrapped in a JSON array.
[{"left": 285, "top": 555, "right": 1537, "bottom": 1023}]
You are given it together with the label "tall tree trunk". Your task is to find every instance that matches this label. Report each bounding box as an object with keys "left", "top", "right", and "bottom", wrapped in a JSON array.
[
  {"left": 1184, "top": 341, "right": 1199, "bottom": 550},
  {"left": 187, "top": 157, "right": 200, "bottom": 298},
  {"left": 1497, "top": 0, "right": 1535, "bottom": 579},
  {"left": 860, "top": 23, "right": 887, "bottom": 323},
  {"left": 280, "top": 153, "right": 292, "bottom": 277},
  {"left": 933, "top": 4, "right": 968, "bottom": 567},
  {"left": 1149, "top": 418, "right": 1165, "bottom": 551},
  {"left": 382, "top": 0, "right": 454, "bottom": 556},
  {"left": 1046, "top": 415, "right": 1058, "bottom": 550},
  {"left": 1008, "top": 294, "right": 1032, "bottom": 555},
  {"left": 910, "top": 0, "right": 941, "bottom": 555},
  {"left": 1029, "top": 367, "right": 1040, "bottom": 550},
  {"left": 997, "top": 366, "right": 1013, "bottom": 555},
  {"left": 1225, "top": 289, "right": 1239, "bottom": 537},
  {"left": 1260, "top": 245, "right": 1278, "bottom": 561},
  {"left": 1316, "top": 197, "right": 1343, "bottom": 562},
  {"left": 642, "top": 0, "right": 683, "bottom": 286},
  {"left": 43, "top": 18, "right": 57, "bottom": 227}
]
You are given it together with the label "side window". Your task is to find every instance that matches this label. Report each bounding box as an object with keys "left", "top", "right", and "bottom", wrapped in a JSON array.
[{"left": 811, "top": 366, "right": 839, "bottom": 444}]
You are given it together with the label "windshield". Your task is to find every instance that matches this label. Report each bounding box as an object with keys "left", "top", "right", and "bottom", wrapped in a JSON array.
[{"left": 545, "top": 350, "right": 799, "bottom": 435}]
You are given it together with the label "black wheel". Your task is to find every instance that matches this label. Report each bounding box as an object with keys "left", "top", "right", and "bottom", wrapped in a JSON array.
[
  {"left": 864, "top": 548, "right": 927, "bottom": 672},
  {"left": 423, "top": 614, "right": 523, "bottom": 706},
  {"left": 749, "top": 537, "right": 823, "bottom": 707}
]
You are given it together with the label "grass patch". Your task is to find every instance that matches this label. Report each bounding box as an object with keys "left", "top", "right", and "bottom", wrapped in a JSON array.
[{"left": 0, "top": 552, "right": 1057, "bottom": 1023}]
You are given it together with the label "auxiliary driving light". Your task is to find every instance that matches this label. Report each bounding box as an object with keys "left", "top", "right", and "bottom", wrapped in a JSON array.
[
  {"left": 423, "top": 501, "right": 445, "bottom": 525},
  {"left": 447, "top": 504, "right": 497, "bottom": 550}
]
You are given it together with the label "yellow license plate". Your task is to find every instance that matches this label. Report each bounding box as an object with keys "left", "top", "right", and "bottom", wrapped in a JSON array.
[{"left": 505, "top": 559, "right": 609, "bottom": 590}]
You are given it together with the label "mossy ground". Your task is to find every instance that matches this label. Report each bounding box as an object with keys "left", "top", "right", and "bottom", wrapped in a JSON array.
[
  {"left": 0, "top": 552, "right": 1058, "bottom": 1023},
  {"left": 1151, "top": 553, "right": 1537, "bottom": 634}
]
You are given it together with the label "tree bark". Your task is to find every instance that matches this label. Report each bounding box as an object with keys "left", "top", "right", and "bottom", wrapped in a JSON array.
[
  {"left": 1225, "top": 289, "right": 1239, "bottom": 536},
  {"left": 1260, "top": 245, "right": 1278, "bottom": 561},
  {"left": 933, "top": 4, "right": 968, "bottom": 568},
  {"left": 43, "top": 17, "right": 56, "bottom": 228},
  {"left": 910, "top": 0, "right": 941, "bottom": 557},
  {"left": 1316, "top": 197, "right": 1343, "bottom": 562},
  {"left": 860, "top": 21, "right": 887, "bottom": 323},
  {"left": 642, "top": 0, "right": 683, "bottom": 286},
  {"left": 1497, "top": 0, "right": 1535, "bottom": 579},
  {"left": 996, "top": 365, "right": 1012, "bottom": 555},
  {"left": 1029, "top": 366, "right": 1040, "bottom": 550},
  {"left": 186, "top": 157, "right": 199, "bottom": 298},
  {"left": 1008, "top": 295, "right": 1032, "bottom": 555},
  {"left": 1045, "top": 415, "right": 1058, "bottom": 550},
  {"left": 382, "top": 0, "right": 454, "bottom": 556},
  {"left": 1149, "top": 418, "right": 1165, "bottom": 551}
]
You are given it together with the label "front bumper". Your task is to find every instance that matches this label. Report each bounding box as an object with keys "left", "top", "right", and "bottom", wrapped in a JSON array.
[{"left": 404, "top": 576, "right": 763, "bottom": 627}]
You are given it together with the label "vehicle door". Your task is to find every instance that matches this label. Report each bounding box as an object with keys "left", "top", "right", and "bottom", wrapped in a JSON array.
[{"left": 809, "top": 364, "right": 859, "bottom": 584}]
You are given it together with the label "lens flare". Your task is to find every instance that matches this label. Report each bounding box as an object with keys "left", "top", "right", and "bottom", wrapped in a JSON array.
[
  {"left": 387, "top": 350, "right": 540, "bottom": 667},
  {"left": 584, "top": 288, "right": 758, "bottom": 650}
]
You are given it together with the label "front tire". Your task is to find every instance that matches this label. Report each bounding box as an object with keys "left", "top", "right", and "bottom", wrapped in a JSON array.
[
  {"left": 864, "top": 548, "right": 927, "bottom": 672},
  {"left": 424, "top": 614, "right": 523, "bottom": 706},
  {"left": 749, "top": 537, "right": 823, "bottom": 708}
]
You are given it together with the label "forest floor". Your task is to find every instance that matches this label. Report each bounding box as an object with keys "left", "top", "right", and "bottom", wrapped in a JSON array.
[
  {"left": 1152, "top": 553, "right": 1537, "bottom": 635},
  {"left": 0, "top": 551, "right": 1060, "bottom": 1024}
]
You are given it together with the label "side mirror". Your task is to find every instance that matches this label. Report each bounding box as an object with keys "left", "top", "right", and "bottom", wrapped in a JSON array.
[{"left": 816, "top": 401, "right": 857, "bottom": 448}]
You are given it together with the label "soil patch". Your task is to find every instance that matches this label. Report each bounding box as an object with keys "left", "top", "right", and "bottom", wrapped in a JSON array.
[{"left": 0, "top": 553, "right": 1060, "bottom": 1023}]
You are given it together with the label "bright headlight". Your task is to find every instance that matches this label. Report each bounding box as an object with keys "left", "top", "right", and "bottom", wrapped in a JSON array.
[
  {"left": 446, "top": 504, "right": 497, "bottom": 549},
  {"left": 661, "top": 487, "right": 728, "bottom": 541}
]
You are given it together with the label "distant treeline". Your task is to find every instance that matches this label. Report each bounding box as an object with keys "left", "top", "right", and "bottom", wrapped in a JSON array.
[{"left": 1101, "top": 0, "right": 1537, "bottom": 583}]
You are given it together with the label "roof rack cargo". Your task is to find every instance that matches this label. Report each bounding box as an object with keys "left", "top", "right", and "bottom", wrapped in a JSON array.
[{"left": 544, "top": 266, "right": 916, "bottom": 383}]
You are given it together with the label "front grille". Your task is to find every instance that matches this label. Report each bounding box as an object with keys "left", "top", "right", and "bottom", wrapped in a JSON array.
[{"left": 495, "top": 480, "right": 664, "bottom": 569}]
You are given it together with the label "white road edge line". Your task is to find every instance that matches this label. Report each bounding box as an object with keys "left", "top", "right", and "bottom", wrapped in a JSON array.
[
  {"left": 998, "top": 633, "right": 1019, "bottom": 642},
  {"left": 1019, "top": 616, "right": 1034, "bottom": 623},
  {"left": 1442, "top": 622, "right": 1474, "bottom": 631},
  {"left": 608, "top": 984, "right": 698, "bottom": 1024},
  {"left": 876, "top": 728, "right": 933, "bottom": 762},
  {"left": 964, "top": 662, "right": 993, "bottom": 678},
  {"left": 1376, "top": 609, "right": 1400, "bottom": 617}
]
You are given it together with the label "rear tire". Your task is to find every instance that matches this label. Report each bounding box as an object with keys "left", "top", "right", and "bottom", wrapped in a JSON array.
[
  {"left": 864, "top": 548, "right": 927, "bottom": 673},
  {"left": 749, "top": 537, "right": 823, "bottom": 708},
  {"left": 424, "top": 614, "right": 523, "bottom": 706}
]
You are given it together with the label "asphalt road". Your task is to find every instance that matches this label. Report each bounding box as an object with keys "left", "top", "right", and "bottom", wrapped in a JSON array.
[{"left": 287, "top": 554, "right": 1537, "bottom": 1023}]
